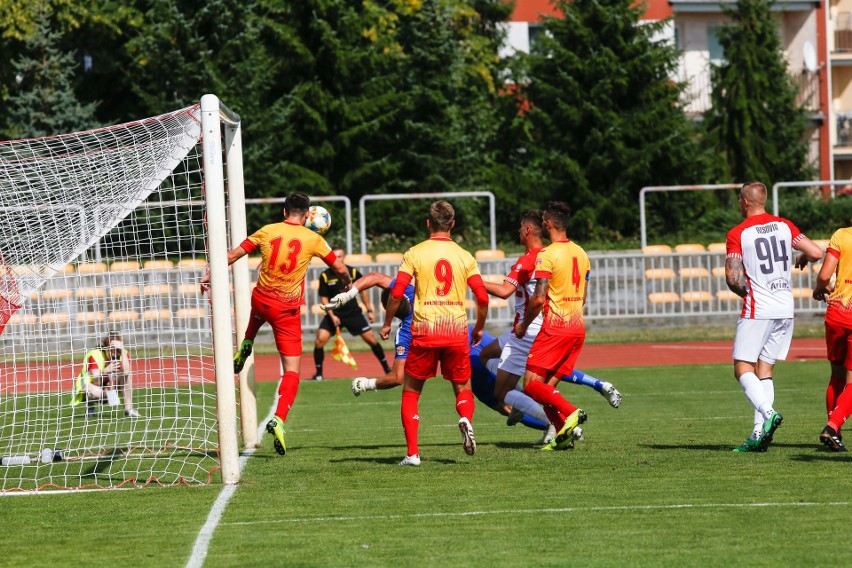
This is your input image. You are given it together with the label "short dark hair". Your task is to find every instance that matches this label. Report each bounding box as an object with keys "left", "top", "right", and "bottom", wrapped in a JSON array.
[
  {"left": 521, "top": 209, "right": 544, "bottom": 236},
  {"left": 284, "top": 192, "right": 311, "bottom": 216},
  {"left": 429, "top": 201, "right": 455, "bottom": 232},
  {"left": 543, "top": 201, "right": 571, "bottom": 231}
]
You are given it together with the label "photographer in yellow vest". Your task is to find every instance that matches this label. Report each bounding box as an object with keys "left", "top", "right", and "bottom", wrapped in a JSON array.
[{"left": 71, "top": 333, "right": 140, "bottom": 418}]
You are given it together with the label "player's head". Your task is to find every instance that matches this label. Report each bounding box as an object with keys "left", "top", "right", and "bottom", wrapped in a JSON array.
[
  {"left": 380, "top": 288, "right": 412, "bottom": 320},
  {"left": 519, "top": 209, "right": 543, "bottom": 244},
  {"left": 542, "top": 201, "right": 571, "bottom": 238},
  {"left": 283, "top": 192, "right": 311, "bottom": 219},
  {"left": 738, "top": 182, "right": 767, "bottom": 217},
  {"left": 332, "top": 247, "right": 345, "bottom": 263},
  {"left": 427, "top": 200, "right": 455, "bottom": 233},
  {"left": 101, "top": 333, "right": 124, "bottom": 360}
]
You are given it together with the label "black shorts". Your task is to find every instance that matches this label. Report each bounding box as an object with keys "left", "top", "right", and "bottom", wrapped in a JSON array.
[{"left": 319, "top": 313, "right": 371, "bottom": 337}]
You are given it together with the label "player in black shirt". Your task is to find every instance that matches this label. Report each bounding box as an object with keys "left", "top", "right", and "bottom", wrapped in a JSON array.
[{"left": 310, "top": 248, "right": 392, "bottom": 380}]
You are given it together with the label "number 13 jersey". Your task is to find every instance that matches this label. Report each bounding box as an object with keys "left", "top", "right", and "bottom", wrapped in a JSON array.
[{"left": 726, "top": 213, "right": 805, "bottom": 319}]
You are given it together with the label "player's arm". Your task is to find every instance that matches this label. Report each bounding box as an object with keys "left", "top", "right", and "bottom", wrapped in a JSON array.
[
  {"left": 467, "top": 274, "right": 489, "bottom": 347},
  {"left": 380, "top": 272, "right": 412, "bottom": 340},
  {"left": 327, "top": 256, "right": 351, "bottom": 288},
  {"left": 793, "top": 236, "right": 824, "bottom": 269},
  {"left": 813, "top": 249, "right": 839, "bottom": 302},
  {"left": 725, "top": 256, "right": 748, "bottom": 298},
  {"left": 517, "top": 278, "right": 547, "bottom": 337},
  {"left": 321, "top": 272, "right": 393, "bottom": 311},
  {"left": 484, "top": 278, "right": 517, "bottom": 299},
  {"left": 200, "top": 244, "right": 248, "bottom": 292}
]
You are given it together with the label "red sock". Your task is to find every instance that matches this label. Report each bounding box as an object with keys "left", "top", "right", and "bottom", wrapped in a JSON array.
[
  {"left": 828, "top": 384, "right": 852, "bottom": 432},
  {"left": 275, "top": 371, "right": 300, "bottom": 421},
  {"left": 827, "top": 375, "right": 846, "bottom": 419},
  {"left": 455, "top": 390, "right": 474, "bottom": 422},
  {"left": 543, "top": 405, "right": 565, "bottom": 431},
  {"left": 524, "top": 380, "right": 577, "bottom": 419},
  {"left": 401, "top": 390, "right": 421, "bottom": 457}
]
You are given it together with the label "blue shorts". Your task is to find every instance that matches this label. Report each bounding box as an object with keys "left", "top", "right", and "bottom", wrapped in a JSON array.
[{"left": 394, "top": 317, "right": 412, "bottom": 359}]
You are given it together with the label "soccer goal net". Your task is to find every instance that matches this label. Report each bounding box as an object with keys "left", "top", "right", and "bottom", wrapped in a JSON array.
[{"left": 0, "top": 95, "right": 245, "bottom": 493}]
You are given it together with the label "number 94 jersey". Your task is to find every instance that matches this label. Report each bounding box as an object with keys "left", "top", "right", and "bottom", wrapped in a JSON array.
[{"left": 726, "top": 213, "right": 805, "bottom": 319}]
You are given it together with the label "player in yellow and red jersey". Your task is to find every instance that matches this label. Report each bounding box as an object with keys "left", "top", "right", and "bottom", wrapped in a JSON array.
[
  {"left": 380, "top": 200, "right": 489, "bottom": 466},
  {"left": 515, "top": 201, "right": 591, "bottom": 451},
  {"left": 204, "top": 192, "right": 350, "bottom": 456},
  {"left": 814, "top": 226, "right": 852, "bottom": 451}
]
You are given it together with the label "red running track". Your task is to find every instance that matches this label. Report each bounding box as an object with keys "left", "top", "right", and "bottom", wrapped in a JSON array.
[{"left": 249, "top": 337, "right": 828, "bottom": 382}]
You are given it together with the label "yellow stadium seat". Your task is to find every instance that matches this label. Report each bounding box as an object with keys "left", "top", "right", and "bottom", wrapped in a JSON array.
[
  {"left": 707, "top": 242, "right": 727, "bottom": 253},
  {"left": 43, "top": 312, "right": 71, "bottom": 324},
  {"left": 310, "top": 304, "right": 326, "bottom": 315},
  {"left": 178, "top": 283, "right": 200, "bottom": 296},
  {"left": 109, "top": 286, "right": 140, "bottom": 298},
  {"left": 143, "top": 309, "right": 171, "bottom": 321},
  {"left": 489, "top": 298, "right": 509, "bottom": 309},
  {"left": 648, "top": 292, "right": 680, "bottom": 304},
  {"left": 109, "top": 261, "right": 140, "bottom": 273},
  {"left": 812, "top": 263, "right": 825, "bottom": 274},
  {"left": 482, "top": 274, "right": 504, "bottom": 284},
  {"left": 475, "top": 249, "right": 506, "bottom": 260},
  {"left": 246, "top": 257, "right": 263, "bottom": 269},
  {"left": 310, "top": 256, "right": 326, "bottom": 266},
  {"left": 345, "top": 253, "right": 373, "bottom": 265},
  {"left": 9, "top": 313, "right": 38, "bottom": 325},
  {"left": 813, "top": 239, "right": 830, "bottom": 250},
  {"left": 674, "top": 244, "right": 706, "bottom": 254},
  {"left": 679, "top": 267, "right": 709, "bottom": 278},
  {"left": 463, "top": 299, "right": 478, "bottom": 310},
  {"left": 108, "top": 310, "right": 140, "bottom": 323},
  {"left": 76, "top": 287, "right": 105, "bottom": 299},
  {"left": 42, "top": 289, "right": 72, "bottom": 300},
  {"left": 143, "top": 260, "right": 174, "bottom": 271},
  {"left": 681, "top": 291, "right": 712, "bottom": 302},
  {"left": 309, "top": 279, "right": 320, "bottom": 291},
  {"left": 74, "top": 311, "right": 104, "bottom": 324},
  {"left": 375, "top": 253, "right": 403, "bottom": 264},
  {"left": 77, "top": 262, "right": 107, "bottom": 275},
  {"left": 178, "top": 258, "right": 208, "bottom": 270},
  {"left": 715, "top": 290, "right": 740, "bottom": 301},
  {"left": 642, "top": 245, "right": 672, "bottom": 255},
  {"left": 143, "top": 283, "right": 171, "bottom": 296},
  {"left": 645, "top": 268, "right": 676, "bottom": 279},
  {"left": 175, "top": 307, "right": 206, "bottom": 319},
  {"left": 711, "top": 266, "right": 726, "bottom": 277}
]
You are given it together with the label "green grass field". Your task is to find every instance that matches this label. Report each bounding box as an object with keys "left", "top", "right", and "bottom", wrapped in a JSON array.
[{"left": 3, "top": 360, "right": 851, "bottom": 567}]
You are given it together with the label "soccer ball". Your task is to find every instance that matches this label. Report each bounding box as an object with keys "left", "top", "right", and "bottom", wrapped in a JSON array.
[{"left": 305, "top": 205, "right": 331, "bottom": 235}]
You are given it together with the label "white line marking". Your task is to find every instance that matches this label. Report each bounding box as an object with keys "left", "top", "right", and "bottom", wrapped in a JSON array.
[
  {"left": 185, "top": 394, "right": 277, "bottom": 568},
  {"left": 222, "top": 501, "right": 852, "bottom": 526}
]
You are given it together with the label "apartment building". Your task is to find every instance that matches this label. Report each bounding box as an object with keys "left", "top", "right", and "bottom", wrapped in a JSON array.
[{"left": 505, "top": 0, "right": 840, "bottom": 181}]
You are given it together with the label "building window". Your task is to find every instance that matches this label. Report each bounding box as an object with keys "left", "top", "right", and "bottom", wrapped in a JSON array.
[
  {"left": 529, "top": 24, "right": 547, "bottom": 55},
  {"left": 707, "top": 24, "right": 726, "bottom": 66}
]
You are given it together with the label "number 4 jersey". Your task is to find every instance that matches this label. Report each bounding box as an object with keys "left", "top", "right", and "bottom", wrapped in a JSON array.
[{"left": 726, "top": 213, "right": 805, "bottom": 319}]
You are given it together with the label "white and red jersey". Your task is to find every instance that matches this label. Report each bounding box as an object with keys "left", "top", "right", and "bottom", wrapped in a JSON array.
[
  {"left": 726, "top": 213, "right": 805, "bottom": 319},
  {"left": 504, "top": 247, "right": 544, "bottom": 332}
]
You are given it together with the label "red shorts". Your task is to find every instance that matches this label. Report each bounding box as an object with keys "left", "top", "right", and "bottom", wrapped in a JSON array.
[
  {"left": 251, "top": 287, "right": 302, "bottom": 357},
  {"left": 404, "top": 344, "right": 471, "bottom": 383},
  {"left": 526, "top": 327, "right": 585, "bottom": 379},
  {"left": 825, "top": 321, "right": 852, "bottom": 369}
]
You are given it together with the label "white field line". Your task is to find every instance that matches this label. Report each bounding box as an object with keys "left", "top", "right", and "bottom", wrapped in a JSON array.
[
  {"left": 222, "top": 500, "right": 852, "bottom": 527},
  {"left": 185, "top": 396, "right": 277, "bottom": 568}
]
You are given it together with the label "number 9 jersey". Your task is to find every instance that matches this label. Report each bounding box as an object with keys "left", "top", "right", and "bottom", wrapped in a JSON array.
[{"left": 726, "top": 213, "right": 805, "bottom": 319}]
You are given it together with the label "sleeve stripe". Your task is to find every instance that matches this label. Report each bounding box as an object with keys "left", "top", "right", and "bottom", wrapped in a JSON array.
[
  {"left": 792, "top": 234, "right": 805, "bottom": 246},
  {"left": 727, "top": 253, "right": 742, "bottom": 260}
]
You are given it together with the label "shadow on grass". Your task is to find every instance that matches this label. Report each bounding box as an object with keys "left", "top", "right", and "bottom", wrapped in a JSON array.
[
  {"left": 329, "top": 455, "right": 466, "bottom": 465},
  {"left": 641, "top": 444, "right": 738, "bottom": 451},
  {"left": 81, "top": 447, "right": 126, "bottom": 478},
  {"left": 790, "top": 453, "right": 852, "bottom": 463},
  {"left": 492, "top": 442, "right": 542, "bottom": 449}
]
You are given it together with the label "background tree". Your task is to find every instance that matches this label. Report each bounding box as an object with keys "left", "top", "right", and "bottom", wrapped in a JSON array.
[
  {"left": 704, "top": 0, "right": 813, "bottom": 185},
  {"left": 513, "top": 0, "right": 714, "bottom": 241}
]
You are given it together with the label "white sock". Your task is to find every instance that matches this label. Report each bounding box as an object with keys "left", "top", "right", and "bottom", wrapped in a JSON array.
[
  {"left": 485, "top": 358, "right": 499, "bottom": 376},
  {"left": 366, "top": 378, "right": 377, "bottom": 391},
  {"left": 739, "top": 372, "right": 774, "bottom": 420},
  {"left": 504, "top": 389, "right": 549, "bottom": 424},
  {"left": 752, "top": 378, "right": 775, "bottom": 436}
]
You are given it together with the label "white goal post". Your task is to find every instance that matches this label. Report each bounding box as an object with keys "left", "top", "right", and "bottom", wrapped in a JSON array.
[{"left": 0, "top": 94, "right": 249, "bottom": 492}]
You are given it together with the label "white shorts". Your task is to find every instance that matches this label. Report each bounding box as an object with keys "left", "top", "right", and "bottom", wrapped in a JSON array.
[
  {"left": 496, "top": 324, "right": 540, "bottom": 377},
  {"left": 732, "top": 318, "right": 794, "bottom": 365}
]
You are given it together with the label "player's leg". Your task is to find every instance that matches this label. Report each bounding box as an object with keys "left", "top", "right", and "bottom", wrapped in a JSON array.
[
  {"left": 352, "top": 321, "right": 409, "bottom": 395},
  {"left": 443, "top": 345, "right": 476, "bottom": 456},
  {"left": 235, "top": 292, "right": 268, "bottom": 373},
  {"left": 400, "top": 345, "right": 435, "bottom": 465},
  {"left": 821, "top": 326, "right": 852, "bottom": 451},
  {"left": 83, "top": 381, "right": 105, "bottom": 417},
  {"left": 824, "top": 322, "right": 851, "bottom": 444},
  {"left": 751, "top": 319, "right": 792, "bottom": 449},
  {"left": 563, "top": 369, "right": 622, "bottom": 408},
  {"left": 732, "top": 319, "right": 777, "bottom": 451},
  {"left": 114, "top": 371, "right": 140, "bottom": 417},
  {"left": 358, "top": 326, "right": 392, "bottom": 374},
  {"left": 496, "top": 332, "right": 548, "bottom": 425},
  {"left": 265, "top": 307, "right": 303, "bottom": 456},
  {"left": 311, "top": 316, "right": 335, "bottom": 381}
]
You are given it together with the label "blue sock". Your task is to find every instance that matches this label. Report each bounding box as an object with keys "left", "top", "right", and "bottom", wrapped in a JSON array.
[{"left": 563, "top": 370, "right": 604, "bottom": 392}]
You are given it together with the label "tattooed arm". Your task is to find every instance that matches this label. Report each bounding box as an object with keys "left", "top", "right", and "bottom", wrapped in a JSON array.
[
  {"left": 725, "top": 256, "right": 748, "bottom": 298},
  {"left": 516, "top": 277, "right": 548, "bottom": 338}
]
